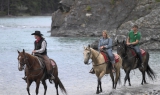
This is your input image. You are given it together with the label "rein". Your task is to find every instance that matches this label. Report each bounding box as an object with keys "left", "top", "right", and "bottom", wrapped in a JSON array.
[
  {"left": 87, "top": 49, "right": 108, "bottom": 66},
  {"left": 119, "top": 45, "right": 137, "bottom": 61},
  {"left": 87, "top": 49, "right": 100, "bottom": 65},
  {"left": 24, "top": 54, "right": 44, "bottom": 77}
]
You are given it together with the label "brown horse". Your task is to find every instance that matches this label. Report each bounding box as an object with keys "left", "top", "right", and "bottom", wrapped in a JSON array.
[
  {"left": 116, "top": 40, "right": 156, "bottom": 86},
  {"left": 17, "top": 49, "right": 67, "bottom": 95},
  {"left": 83, "top": 45, "right": 122, "bottom": 94}
]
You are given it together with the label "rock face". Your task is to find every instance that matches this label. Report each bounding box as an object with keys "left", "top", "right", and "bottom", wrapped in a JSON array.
[{"left": 51, "top": 0, "right": 160, "bottom": 49}]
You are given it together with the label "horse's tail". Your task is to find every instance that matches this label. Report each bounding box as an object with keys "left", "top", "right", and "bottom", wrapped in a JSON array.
[
  {"left": 146, "top": 52, "right": 156, "bottom": 80},
  {"left": 57, "top": 77, "right": 67, "bottom": 95}
]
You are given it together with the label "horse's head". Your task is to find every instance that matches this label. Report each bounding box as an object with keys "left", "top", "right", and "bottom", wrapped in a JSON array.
[
  {"left": 17, "top": 49, "right": 28, "bottom": 71},
  {"left": 83, "top": 45, "right": 92, "bottom": 65},
  {"left": 117, "top": 40, "right": 127, "bottom": 57}
]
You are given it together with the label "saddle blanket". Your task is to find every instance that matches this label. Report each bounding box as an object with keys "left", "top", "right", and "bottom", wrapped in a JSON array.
[
  {"left": 50, "top": 59, "right": 56, "bottom": 67},
  {"left": 131, "top": 49, "right": 146, "bottom": 57},
  {"left": 101, "top": 52, "right": 119, "bottom": 63}
]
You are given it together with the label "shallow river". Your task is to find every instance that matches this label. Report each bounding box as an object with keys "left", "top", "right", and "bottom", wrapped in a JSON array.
[{"left": 0, "top": 16, "right": 160, "bottom": 95}]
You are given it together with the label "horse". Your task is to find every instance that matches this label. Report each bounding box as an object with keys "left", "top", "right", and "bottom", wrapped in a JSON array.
[
  {"left": 17, "top": 49, "right": 67, "bottom": 95},
  {"left": 83, "top": 45, "right": 122, "bottom": 94},
  {"left": 116, "top": 40, "right": 156, "bottom": 86}
]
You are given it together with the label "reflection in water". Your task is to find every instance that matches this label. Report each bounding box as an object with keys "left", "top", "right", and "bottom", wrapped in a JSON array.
[{"left": 0, "top": 17, "right": 160, "bottom": 95}]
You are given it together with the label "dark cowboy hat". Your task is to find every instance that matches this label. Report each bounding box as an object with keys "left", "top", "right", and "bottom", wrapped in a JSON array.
[{"left": 31, "top": 31, "right": 43, "bottom": 37}]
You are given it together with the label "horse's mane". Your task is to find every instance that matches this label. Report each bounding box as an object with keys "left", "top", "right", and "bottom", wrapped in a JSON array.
[
  {"left": 90, "top": 48, "right": 98, "bottom": 52},
  {"left": 25, "top": 53, "right": 37, "bottom": 60}
]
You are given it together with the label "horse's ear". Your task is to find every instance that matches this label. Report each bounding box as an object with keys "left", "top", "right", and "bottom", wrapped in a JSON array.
[
  {"left": 23, "top": 49, "right": 25, "bottom": 54},
  {"left": 117, "top": 40, "right": 119, "bottom": 44},
  {"left": 17, "top": 50, "right": 20, "bottom": 54},
  {"left": 123, "top": 40, "right": 125, "bottom": 44},
  {"left": 88, "top": 44, "right": 90, "bottom": 48}
]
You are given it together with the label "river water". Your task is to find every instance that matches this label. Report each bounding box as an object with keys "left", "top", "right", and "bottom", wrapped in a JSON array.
[{"left": 0, "top": 16, "right": 160, "bottom": 95}]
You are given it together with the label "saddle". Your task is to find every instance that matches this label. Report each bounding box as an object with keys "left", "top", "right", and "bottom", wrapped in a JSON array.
[
  {"left": 35, "top": 56, "right": 45, "bottom": 68},
  {"left": 131, "top": 49, "right": 146, "bottom": 57},
  {"left": 34, "top": 54, "right": 56, "bottom": 68},
  {"left": 101, "top": 52, "right": 119, "bottom": 63}
]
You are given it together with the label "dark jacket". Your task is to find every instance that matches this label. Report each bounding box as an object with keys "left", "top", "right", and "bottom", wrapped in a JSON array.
[{"left": 34, "top": 38, "right": 47, "bottom": 55}]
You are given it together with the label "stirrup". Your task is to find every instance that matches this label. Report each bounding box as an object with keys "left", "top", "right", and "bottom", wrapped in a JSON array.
[
  {"left": 89, "top": 68, "right": 95, "bottom": 74},
  {"left": 22, "top": 76, "right": 27, "bottom": 80},
  {"left": 141, "top": 63, "right": 144, "bottom": 68},
  {"left": 50, "top": 74, "right": 55, "bottom": 80}
]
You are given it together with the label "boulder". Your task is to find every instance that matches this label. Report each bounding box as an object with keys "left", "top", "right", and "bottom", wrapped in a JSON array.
[{"left": 51, "top": 0, "right": 160, "bottom": 49}]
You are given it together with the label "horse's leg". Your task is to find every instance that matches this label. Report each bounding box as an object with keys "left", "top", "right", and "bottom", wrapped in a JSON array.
[
  {"left": 110, "top": 71, "right": 115, "bottom": 89},
  {"left": 42, "top": 80, "right": 47, "bottom": 95},
  {"left": 143, "top": 71, "right": 147, "bottom": 84},
  {"left": 140, "top": 69, "right": 147, "bottom": 85},
  {"left": 99, "top": 79, "right": 102, "bottom": 93},
  {"left": 53, "top": 77, "right": 59, "bottom": 95},
  {"left": 124, "top": 70, "right": 131, "bottom": 86},
  {"left": 127, "top": 70, "right": 131, "bottom": 86},
  {"left": 114, "top": 69, "right": 120, "bottom": 89},
  {"left": 27, "top": 80, "right": 32, "bottom": 95},
  {"left": 35, "top": 80, "right": 40, "bottom": 95},
  {"left": 96, "top": 78, "right": 101, "bottom": 94},
  {"left": 124, "top": 70, "right": 127, "bottom": 86},
  {"left": 141, "top": 71, "right": 144, "bottom": 85}
]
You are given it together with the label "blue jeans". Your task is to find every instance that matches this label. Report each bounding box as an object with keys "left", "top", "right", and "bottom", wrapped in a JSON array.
[
  {"left": 133, "top": 46, "right": 143, "bottom": 63},
  {"left": 106, "top": 49, "right": 115, "bottom": 64}
]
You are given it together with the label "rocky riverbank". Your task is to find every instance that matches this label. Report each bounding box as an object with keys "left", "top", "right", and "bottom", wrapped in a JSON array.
[{"left": 50, "top": 0, "right": 160, "bottom": 49}]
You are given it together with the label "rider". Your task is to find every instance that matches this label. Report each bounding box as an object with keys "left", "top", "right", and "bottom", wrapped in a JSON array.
[
  {"left": 89, "top": 30, "right": 115, "bottom": 73},
  {"left": 126, "top": 25, "right": 143, "bottom": 68},
  {"left": 23, "top": 31, "right": 55, "bottom": 80}
]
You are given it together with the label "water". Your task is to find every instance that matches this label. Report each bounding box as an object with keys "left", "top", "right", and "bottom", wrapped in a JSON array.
[{"left": 0, "top": 16, "right": 160, "bottom": 95}]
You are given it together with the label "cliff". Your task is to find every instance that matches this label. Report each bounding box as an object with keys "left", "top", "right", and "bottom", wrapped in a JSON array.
[{"left": 51, "top": 0, "right": 160, "bottom": 49}]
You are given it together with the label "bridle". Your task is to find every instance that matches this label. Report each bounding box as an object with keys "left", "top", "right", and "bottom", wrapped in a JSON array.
[
  {"left": 86, "top": 48, "right": 100, "bottom": 65},
  {"left": 19, "top": 53, "right": 44, "bottom": 77},
  {"left": 117, "top": 43, "right": 136, "bottom": 60},
  {"left": 20, "top": 54, "right": 35, "bottom": 70}
]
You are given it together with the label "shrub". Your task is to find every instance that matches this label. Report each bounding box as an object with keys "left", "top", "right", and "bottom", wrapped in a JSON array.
[
  {"left": 156, "top": 0, "right": 160, "bottom": 2},
  {"left": 111, "top": 0, "right": 115, "bottom": 5},
  {"left": 85, "top": 5, "right": 91, "bottom": 11}
]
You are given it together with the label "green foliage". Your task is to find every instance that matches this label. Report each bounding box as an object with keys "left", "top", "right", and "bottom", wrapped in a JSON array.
[
  {"left": 156, "top": 0, "right": 160, "bottom": 2},
  {"left": 0, "top": 0, "right": 60, "bottom": 16},
  {"left": 111, "top": 0, "right": 115, "bottom": 5},
  {"left": 0, "top": 11, "right": 6, "bottom": 16},
  {"left": 147, "top": 6, "right": 152, "bottom": 10},
  {"left": 85, "top": 5, "right": 91, "bottom": 11}
]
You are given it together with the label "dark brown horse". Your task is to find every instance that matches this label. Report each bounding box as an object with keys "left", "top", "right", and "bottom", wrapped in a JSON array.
[
  {"left": 116, "top": 40, "right": 156, "bottom": 86},
  {"left": 17, "top": 49, "right": 67, "bottom": 95}
]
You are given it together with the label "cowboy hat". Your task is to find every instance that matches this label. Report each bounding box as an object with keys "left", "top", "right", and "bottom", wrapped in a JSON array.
[{"left": 31, "top": 31, "right": 43, "bottom": 36}]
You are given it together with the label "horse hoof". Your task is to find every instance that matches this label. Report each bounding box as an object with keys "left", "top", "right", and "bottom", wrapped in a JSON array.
[
  {"left": 144, "top": 82, "right": 148, "bottom": 84},
  {"left": 96, "top": 91, "right": 99, "bottom": 94}
]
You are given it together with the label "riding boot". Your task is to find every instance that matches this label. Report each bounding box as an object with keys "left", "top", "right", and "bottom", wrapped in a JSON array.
[
  {"left": 22, "top": 76, "right": 27, "bottom": 80},
  {"left": 137, "top": 52, "right": 144, "bottom": 68},
  {"left": 89, "top": 68, "right": 95, "bottom": 74}
]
